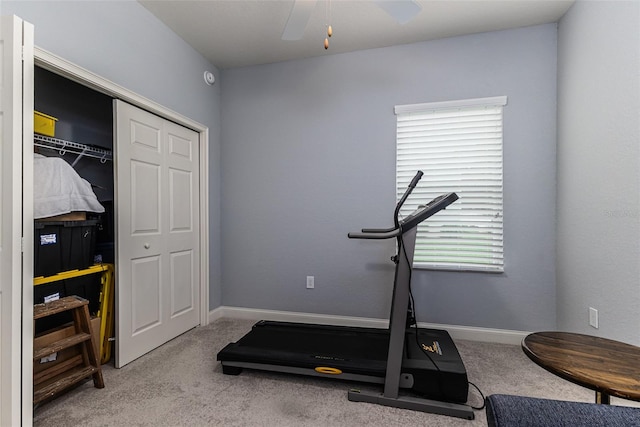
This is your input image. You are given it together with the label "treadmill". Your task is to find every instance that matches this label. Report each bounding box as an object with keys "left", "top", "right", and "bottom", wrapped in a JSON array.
[{"left": 217, "top": 171, "right": 474, "bottom": 420}]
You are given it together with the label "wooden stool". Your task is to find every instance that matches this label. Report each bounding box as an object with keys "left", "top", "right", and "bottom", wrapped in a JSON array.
[{"left": 33, "top": 295, "right": 104, "bottom": 404}]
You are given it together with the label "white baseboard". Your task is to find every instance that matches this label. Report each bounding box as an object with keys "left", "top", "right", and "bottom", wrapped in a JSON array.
[{"left": 209, "top": 306, "right": 529, "bottom": 345}]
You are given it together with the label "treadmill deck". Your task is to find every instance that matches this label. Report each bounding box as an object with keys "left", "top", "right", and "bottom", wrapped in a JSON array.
[{"left": 217, "top": 320, "right": 469, "bottom": 403}]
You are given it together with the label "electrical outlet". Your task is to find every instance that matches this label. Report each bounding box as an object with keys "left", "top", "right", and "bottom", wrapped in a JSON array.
[
  {"left": 306, "top": 276, "right": 314, "bottom": 289},
  {"left": 589, "top": 307, "right": 599, "bottom": 329}
]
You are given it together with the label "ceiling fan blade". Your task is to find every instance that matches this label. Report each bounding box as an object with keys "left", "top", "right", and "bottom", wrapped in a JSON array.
[
  {"left": 374, "top": 0, "right": 422, "bottom": 25},
  {"left": 282, "top": 0, "right": 318, "bottom": 40}
]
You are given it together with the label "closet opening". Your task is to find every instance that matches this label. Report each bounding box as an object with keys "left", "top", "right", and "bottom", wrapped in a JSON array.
[{"left": 32, "top": 65, "right": 117, "bottom": 374}]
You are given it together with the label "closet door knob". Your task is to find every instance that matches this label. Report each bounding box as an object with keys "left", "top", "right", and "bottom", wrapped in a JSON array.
[{"left": 144, "top": 243, "right": 150, "bottom": 249}]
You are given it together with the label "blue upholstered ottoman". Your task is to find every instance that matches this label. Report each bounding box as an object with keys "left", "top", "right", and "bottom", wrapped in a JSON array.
[{"left": 485, "top": 394, "right": 640, "bottom": 427}]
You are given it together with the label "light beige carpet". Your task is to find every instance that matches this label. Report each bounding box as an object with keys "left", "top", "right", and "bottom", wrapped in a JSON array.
[{"left": 34, "top": 318, "right": 631, "bottom": 426}]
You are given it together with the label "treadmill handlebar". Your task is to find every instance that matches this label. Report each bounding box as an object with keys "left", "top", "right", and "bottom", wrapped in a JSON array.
[
  {"left": 360, "top": 226, "right": 397, "bottom": 234},
  {"left": 348, "top": 228, "right": 401, "bottom": 240},
  {"left": 394, "top": 170, "right": 423, "bottom": 229},
  {"left": 408, "top": 170, "right": 424, "bottom": 189}
]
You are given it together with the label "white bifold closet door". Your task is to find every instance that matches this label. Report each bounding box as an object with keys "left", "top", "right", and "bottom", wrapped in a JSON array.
[{"left": 115, "top": 100, "right": 200, "bottom": 367}]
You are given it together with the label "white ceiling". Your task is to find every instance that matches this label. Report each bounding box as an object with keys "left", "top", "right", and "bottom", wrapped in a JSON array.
[{"left": 139, "top": 0, "right": 574, "bottom": 69}]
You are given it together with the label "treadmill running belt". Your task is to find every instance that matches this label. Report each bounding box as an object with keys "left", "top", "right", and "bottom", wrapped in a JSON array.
[{"left": 236, "top": 321, "right": 390, "bottom": 361}]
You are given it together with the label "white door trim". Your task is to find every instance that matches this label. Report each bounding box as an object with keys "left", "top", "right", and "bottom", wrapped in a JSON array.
[
  {"left": 1, "top": 15, "right": 34, "bottom": 426},
  {"left": 32, "top": 46, "right": 210, "bottom": 329},
  {"left": 21, "top": 20, "right": 35, "bottom": 425}
]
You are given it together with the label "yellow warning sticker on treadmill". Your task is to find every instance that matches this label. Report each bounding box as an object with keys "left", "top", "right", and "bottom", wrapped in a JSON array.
[{"left": 421, "top": 341, "right": 443, "bottom": 355}]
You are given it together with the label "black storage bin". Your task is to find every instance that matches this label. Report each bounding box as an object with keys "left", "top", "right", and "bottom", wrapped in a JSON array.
[
  {"left": 95, "top": 200, "right": 114, "bottom": 243},
  {"left": 34, "top": 220, "right": 99, "bottom": 277},
  {"left": 93, "top": 201, "right": 114, "bottom": 264},
  {"left": 94, "top": 241, "right": 115, "bottom": 264},
  {"left": 34, "top": 273, "right": 102, "bottom": 333}
]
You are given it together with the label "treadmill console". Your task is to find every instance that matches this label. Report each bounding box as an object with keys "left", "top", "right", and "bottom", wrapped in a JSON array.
[{"left": 400, "top": 192, "right": 458, "bottom": 232}]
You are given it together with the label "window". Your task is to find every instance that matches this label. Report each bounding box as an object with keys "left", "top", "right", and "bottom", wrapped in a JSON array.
[{"left": 395, "top": 96, "right": 507, "bottom": 272}]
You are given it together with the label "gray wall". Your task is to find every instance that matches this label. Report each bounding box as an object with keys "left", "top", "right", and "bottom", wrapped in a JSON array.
[
  {"left": 221, "top": 24, "right": 558, "bottom": 332},
  {"left": 557, "top": 1, "right": 640, "bottom": 344},
  {"left": 2, "top": 0, "right": 223, "bottom": 309}
]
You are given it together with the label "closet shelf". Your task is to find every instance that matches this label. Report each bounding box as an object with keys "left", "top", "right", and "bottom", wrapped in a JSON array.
[{"left": 34, "top": 134, "right": 113, "bottom": 165}]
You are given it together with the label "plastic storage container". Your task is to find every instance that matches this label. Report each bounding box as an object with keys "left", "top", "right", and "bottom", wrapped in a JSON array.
[
  {"left": 34, "top": 111, "right": 58, "bottom": 137},
  {"left": 34, "top": 220, "right": 99, "bottom": 277}
]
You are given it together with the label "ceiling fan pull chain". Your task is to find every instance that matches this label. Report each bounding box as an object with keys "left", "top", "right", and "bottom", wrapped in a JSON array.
[{"left": 324, "top": 0, "right": 331, "bottom": 49}]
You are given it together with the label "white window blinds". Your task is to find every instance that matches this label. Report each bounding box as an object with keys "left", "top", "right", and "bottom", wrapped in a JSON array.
[{"left": 395, "top": 96, "right": 507, "bottom": 272}]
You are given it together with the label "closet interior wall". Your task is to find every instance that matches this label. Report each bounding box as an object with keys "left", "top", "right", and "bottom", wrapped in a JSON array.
[{"left": 34, "top": 66, "right": 114, "bottom": 202}]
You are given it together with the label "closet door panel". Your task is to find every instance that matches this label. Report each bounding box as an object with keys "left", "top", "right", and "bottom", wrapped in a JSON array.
[
  {"left": 131, "top": 119, "right": 161, "bottom": 152},
  {"left": 169, "top": 168, "right": 192, "bottom": 232},
  {"left": 131, "top": 161, "right": 161, "bottom": 233},
  {"left": 131, "top": 256, "right": 162, "bottom": 335},
  {"left": 170, "top": 250, "right": 193, "bottom": 316},
  {"left": 115, "top": 100, "right": 199, "bottom": 367}
]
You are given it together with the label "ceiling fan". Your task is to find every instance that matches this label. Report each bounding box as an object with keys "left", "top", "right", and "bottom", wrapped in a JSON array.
[{"left": 281, "top": 0, "right": 422, "bottom": 41}]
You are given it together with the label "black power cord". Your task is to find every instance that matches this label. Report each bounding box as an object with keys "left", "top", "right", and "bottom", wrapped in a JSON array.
[
  {"left": 400, "top": 231, "right": 486, "bottom": 411},
  {"left": 468, "top": 381, "right": 486, "bottom": 410}
]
